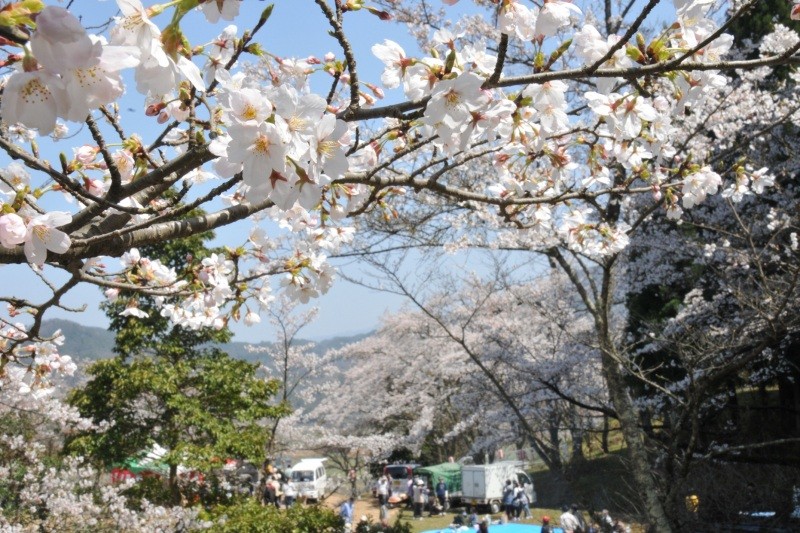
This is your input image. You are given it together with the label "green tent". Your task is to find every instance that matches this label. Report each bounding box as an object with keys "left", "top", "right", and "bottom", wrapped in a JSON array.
[
  {"left": 117, "top": 456, "right": 169, "bottom": 475},
  {"left": 414, "top": 462, "right": 462, "bottom": 493},
  {"left": 114, "top": 444, "right": 170, "bottom": 476}
]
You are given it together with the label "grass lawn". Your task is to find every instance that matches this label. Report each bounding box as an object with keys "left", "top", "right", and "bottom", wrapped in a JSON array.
[{"left": 394, "top": 507, "right": 562, "bottom": 533}]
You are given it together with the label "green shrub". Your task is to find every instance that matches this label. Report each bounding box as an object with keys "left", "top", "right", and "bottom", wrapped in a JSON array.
[{"left": 203, "top": 499, "right": 342, "bottom": 532}]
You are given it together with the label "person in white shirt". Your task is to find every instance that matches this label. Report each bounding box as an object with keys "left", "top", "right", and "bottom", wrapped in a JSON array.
[
  {"left": 283, "top": 479, "right": 297, "bottom": 507},
  {"left": 559, "top": 504, "right": 582, "bottom": 533}
]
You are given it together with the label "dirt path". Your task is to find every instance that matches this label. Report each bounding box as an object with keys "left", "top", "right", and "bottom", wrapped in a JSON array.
[{"left": 325, "top": 492, "right": 403, "bottom": 524}]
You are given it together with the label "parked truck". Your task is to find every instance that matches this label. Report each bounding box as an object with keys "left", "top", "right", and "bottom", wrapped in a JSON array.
[{"left": 460, "top": 461, "right": 535, "bottom": 514}]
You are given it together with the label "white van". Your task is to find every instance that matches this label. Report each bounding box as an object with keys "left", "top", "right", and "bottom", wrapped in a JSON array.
[{"left": 290, "top": 458, "right": 328, "bottom": 501}]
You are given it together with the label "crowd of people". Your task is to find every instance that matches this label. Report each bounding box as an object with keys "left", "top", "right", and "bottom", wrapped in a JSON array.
[
  {"left": 440, "top": 505, "right": 630, "bottom": 533},
  {"left": 557, "top": 504, "right": 631, "bottom": 533},
  {"left": 501, "top": 478, "right": 533, "bottom": 520},
  {"left": 339, "top": 470, "right": 635, "bottom": 533},
  {"left": 260, "top": 471, "right": 298, "bottom": 508}
]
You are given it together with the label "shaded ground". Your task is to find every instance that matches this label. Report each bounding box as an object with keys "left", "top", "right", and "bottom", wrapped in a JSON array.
[{"left": 325, "top": 492, "right": 402, "bottom": 525}]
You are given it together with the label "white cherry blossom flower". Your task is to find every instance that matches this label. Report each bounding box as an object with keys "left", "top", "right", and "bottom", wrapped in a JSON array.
[
  {"left": 244, "top": 311, "right": 261, "bottom": 326},
  {"left": 311, "top": 114, "right": 350, "bottom": 180},
  {"left": 372, "top": 39, "right": 412, "bottom": 89},
  {"left": 226, "top": 122, "right": 288, "bottom": 191},
  {"left": 461, "top": 41, "right": 497, "bottom": 75},
  {"left": 61, "top": 38, "right": 141, "bottom": 122},
  {"left": 424, "top": 72, "right": 488, "bottom": 129},
  {"left": 24, "top": 212, "right": 72, "bottom": 265},
  {"left": 615, "top": 96, "right": 658, "bottom": 138},
  {"left": 524, "top": 80, "right": 568, "bottom": 110},
  {"left": 120, "top": 306, "right": 149, "bottom": 318},
  {"left": 200, "top": 0, "right": 242, "bottom": 23},
  {"left": 104, "top": 288, "right": 119, "bottom": 302},
  {"left": 204, "top": 24, "right": 237, "bottom": 84},
  {"left": 271, "top": 86, "right": 326, "bottom": 158},
  {"left": 1, "top": 70, "right": 67, "bottom": 134},
  {"left": 30, "top": 6, "right": 100, "bottom": 75},
  {"left": 403, "top": 58, "right": 443, "bottom": 100},
  {"left": 749, "top": 167, "right": 775, "bottom": 194},
  {"left": 682, "top": 166, "right": 721, "bottom": 208},
  {"left": 0, "top": 162, "right": 31, "bottom": 199},
  {"left": 498, "top": 0, "right": 537, "bottom": 41},
  {"left": 135, "top": 53, "right": 204, "bottom": 98},
  {"left": 111, "top": 0, "right": 168, "bottom": 68},
  {"left": 535, "top": 1, "right": 581, "bottom": 38},
  {"left": 674, "top": 0, "right": 715, "bottom": 26},
  {"left": 224, "top": 87, "right": 272, "bottom": 125},
  {"left": 111, "top": 149, "right": 136, "bottom": 182}
]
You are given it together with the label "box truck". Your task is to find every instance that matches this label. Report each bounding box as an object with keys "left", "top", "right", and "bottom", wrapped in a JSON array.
[{"left": 460, "top": 461, "right": 535, "bottom": 514}]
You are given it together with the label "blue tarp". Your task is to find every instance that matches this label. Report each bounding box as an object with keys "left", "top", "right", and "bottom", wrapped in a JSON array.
[{"left": 422, "top": 525, "right": 564, "bottom": 533}]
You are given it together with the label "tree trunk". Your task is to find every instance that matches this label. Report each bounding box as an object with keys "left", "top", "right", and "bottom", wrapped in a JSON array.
[
  {"left": 169, "top": 463, "right": 180, "bottom": 505},
  {"left": 600, "top": 345, "right": 674, "bottom": 532},
  {"left": 602, "top": 414, "right": 610, "bottom": 454},
  {"left": 568, "top": 404, "right": 585, "bottom": 463},
  {"left": 595, "top": 251, "right": 673, "bottom": 532}
]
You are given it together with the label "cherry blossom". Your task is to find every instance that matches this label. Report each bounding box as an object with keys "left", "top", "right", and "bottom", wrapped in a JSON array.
[
  {"left": 1, "top": 70, "right": 67, "bottom": 134},
  {"left": 23, "top": 212, "right": 72, "bottom": 266},
  {"left": 424, "top": 71, "right": 488, "bottom": 128},
  {"left": 110, "top": 0, "right": 168, "bottom": 68},
  {"left": 535, "top": 0, "right": 581, "bottom": 38},
  {"left": 200, "top": 0, "right": 242, "bottom": 23},
  {"left": 0, "top": 213, "right": 27, "bottom": 248},
  {"left": 29, "top": 6, "right": 99, "bottom": 75},
  {"left": 372, "top": 39, "right": 412, "bottom": 89},
  {"left": 498, "top": 0, "right": 538, "bottom": 41}
]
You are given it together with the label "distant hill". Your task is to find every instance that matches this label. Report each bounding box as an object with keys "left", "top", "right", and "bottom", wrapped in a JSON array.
[
  {"left": 41, "top": 318, "right": 116, "bottom": 360},
  {"left": 39, "top": 318, "right": 369, "bottom": 365}
]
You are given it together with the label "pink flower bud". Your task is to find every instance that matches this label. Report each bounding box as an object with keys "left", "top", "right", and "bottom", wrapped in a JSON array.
[
  {"left": 74, "top": 145, "right": 98, "bottom": 165},
  {"left": 0, "top": 213, "right": 27, "bottom": 248}
]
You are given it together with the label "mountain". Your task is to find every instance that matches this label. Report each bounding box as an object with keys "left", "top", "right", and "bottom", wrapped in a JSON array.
[
  {"left": 41, "top": 318, "right": 116, "bottom": 360},
  {"left": 39, "top": 318, "right": 369, "bottom": 364}
]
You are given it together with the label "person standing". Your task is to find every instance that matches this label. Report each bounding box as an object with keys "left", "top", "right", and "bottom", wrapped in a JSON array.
[
  {"left": 560, "top": 504, "right": 581, "bottom": 533},
  {"left": 376, "top": 475, "right": 389, "bottom": 507},
  {"left": 541, "top": 515, "right": 553, "bottom": 533},
  {"left": 412, "top": 478, "right": 426, "bottom": 520},
  {"left": 376, "top": 475, "right": 390, "bottom": 521},
  {"left": 571, "top": 503, "right": 587, "bottom": 532},
  {"left": 517, "top": 485, "right": 532, "bottom": 519},
  {"left": 502, "top": 480, "right": 515, "bottom": 521},
  {"left": 340, "top": 497, "right": 355, "bottom": 532},
  {"left": 263, "top": 476, "right": 278, "bottom": 508},
  {"left": 283, "top": 478, "right": 297, "bottom": 508},
  {"left": 435, "top": 477, "right": 448, "bottom": 512}
]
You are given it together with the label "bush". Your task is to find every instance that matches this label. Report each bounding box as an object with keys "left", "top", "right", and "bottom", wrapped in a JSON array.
[{"left": 203, "top": 499, "right": 342, "bottom": 532}]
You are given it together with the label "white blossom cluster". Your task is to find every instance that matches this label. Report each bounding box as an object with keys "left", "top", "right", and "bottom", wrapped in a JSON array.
[{"left": 0, "top": 323, "right": 76, "bottom": 398}]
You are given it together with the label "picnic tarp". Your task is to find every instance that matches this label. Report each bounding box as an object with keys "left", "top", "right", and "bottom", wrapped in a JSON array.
[{"left": 421, "top": 524, "right": 563, "bottom": 533}]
